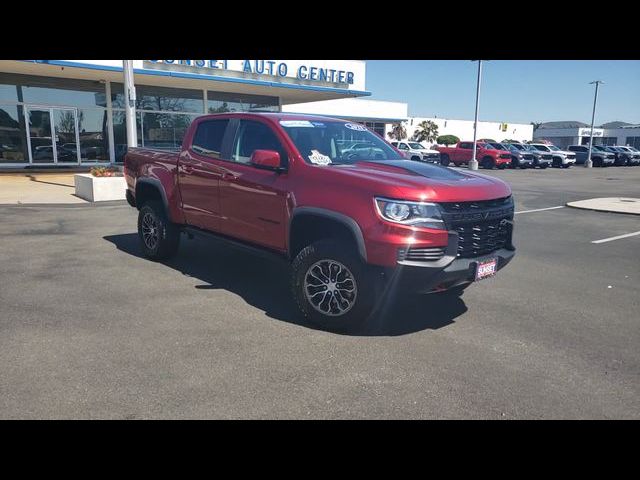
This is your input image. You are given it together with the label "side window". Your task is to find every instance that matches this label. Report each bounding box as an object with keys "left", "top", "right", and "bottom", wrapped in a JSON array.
[
  {"left": 459, "top": 142, "right": 471, "bottom": 149},
  {"left": 191, "top": 119, "right": 229, "bottom": 159},
  {"left": 232, "top": 120, "right": 288, "bottom": 166},
  {"left": 398, "top": 143, "right": 409, "bottom": 150}
]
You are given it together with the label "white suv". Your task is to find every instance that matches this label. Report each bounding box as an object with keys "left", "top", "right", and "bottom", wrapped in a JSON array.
[
  {"left": 391, "top": 141, "right": 441, "bottom": 163},
  {"left": 529, "top": 144, "right": 577, "bottom": 168}
]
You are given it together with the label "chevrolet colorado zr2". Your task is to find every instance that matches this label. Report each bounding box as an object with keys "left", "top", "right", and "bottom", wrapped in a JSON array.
[{"left": 124, "top": 113, "right": 516, "bottom": 332}]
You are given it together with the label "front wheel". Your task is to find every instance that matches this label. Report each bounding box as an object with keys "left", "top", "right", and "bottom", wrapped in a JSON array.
[
  {"left": 137, "top": 201, "right": 181, "bottom": 260},
  {"left": 291, "top": 240, "right": 377, "bottom": 333},
  {"left": 481, "top": 157, "right": 495, "bottom": 169},
  {"left": 440, "top": 154, "right": 450, "bottom": 167}
]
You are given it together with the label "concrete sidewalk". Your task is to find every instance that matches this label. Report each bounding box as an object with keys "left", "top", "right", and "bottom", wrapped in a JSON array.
[
  {"left": 567, "top": 197, "right": 640, "bottom": 215},
  {"left": 0, "top": 173, "right": 88, "bottom": 205}
]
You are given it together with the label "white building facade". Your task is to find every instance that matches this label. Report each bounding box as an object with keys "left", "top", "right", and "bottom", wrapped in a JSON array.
[{"left": 390, "top": 117, "right": 534, "bottom": 145}]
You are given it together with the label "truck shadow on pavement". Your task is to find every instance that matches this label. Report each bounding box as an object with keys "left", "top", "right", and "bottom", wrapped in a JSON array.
[{"left": 104, "top": 233, "right": 467, "bottom": 336}]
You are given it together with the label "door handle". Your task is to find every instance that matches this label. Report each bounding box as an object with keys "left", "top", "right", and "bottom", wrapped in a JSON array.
[{"left": 182, "top": 165, "right": 194, "bottom": 174}]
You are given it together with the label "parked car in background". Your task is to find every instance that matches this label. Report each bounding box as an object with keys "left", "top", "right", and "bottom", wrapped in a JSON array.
[
  {"left": 529, "top": 144, "right": 576, "bottom": 168},
  {"left": 391, "top": 141, "right": 441, "bottom": 163},
  {"left": 604, "top": 146, "right": 640, "bottom": 166},
  {"left": 488, "top": 142, "right": 534, "bottom": 169},
  {"left": 436, "top": 141, "right": 512, "bottom": 169},
  {"left": 566, "top": 145, "right": 615, "bottom": 167},
  {"left": 507, "top": 142, "right": 552, "bottom": 169}
]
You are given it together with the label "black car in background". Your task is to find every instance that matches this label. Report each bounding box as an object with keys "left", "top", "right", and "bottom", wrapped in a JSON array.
[{"left": 605, "top": 146, "right": 640, "bottom": 166}]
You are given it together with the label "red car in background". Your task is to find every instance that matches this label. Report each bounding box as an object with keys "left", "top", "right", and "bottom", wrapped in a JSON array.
[{"left": 436, "top": 141, "right": 512, "bottom": 169}]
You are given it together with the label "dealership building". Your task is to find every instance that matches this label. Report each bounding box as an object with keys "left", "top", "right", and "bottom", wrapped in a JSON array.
[
  {"left": 401, "top": 117, "right": 534, "bottom": 144},
  {"left": 0, "top": 60, "right": 411, "bottom": 169},
  {"left": 532, "top": 121, "right": 640, "bottom": 149}
]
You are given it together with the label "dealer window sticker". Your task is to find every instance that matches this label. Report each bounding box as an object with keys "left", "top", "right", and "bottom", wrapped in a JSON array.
[
  {"left": 344, "top": 123, "right": 368, "bottom": 131},
  {"left": 279, "top": 120, "right": 315, "bottom": 128},
  {"left": 308, "top": 150, "right": 332, "bottom": 166}
]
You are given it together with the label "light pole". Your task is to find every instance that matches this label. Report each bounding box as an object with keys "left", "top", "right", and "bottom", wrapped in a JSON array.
[
  {"left": 470, "top": 60, "right": 483, "bottom": 171},
  {"left": 585, "top": 80, "right": 604, "bottom": 168},
  {"left": 123, "top": 60, "right": 138, "bottom": 148}
]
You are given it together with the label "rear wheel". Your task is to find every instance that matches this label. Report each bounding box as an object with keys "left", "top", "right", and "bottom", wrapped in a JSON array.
[
  {"left": 440, "top": 154, "right": 450, "bottom": 166},
  {"left": 291, "top": 240, "right": 378, "bottom": 333},
  {"left": 137, "top": 201, "right": 180, "bottom": 260}
]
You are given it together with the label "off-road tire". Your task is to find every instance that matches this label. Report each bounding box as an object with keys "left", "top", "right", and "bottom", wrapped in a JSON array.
[
  {"left": 291, "top": 239, "right": 377, "bottom": 333},
  {"left": 137, "top": 201, "right": 180, "bottom": 261}
]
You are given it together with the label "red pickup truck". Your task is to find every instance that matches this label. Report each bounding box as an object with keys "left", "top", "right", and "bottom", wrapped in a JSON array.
[
  {"left": 124, "top": 113, "right": 515, "bottom": 332},
  {"left": 436, "top": 141, "right": 512, "bottom": 169}
]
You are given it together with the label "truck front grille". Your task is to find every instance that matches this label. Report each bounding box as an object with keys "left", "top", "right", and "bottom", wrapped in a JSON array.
[
  {"left": 453, "top": 219, "right": 511, "bottom": 258},
  {"left": 440, "top": 196, "right": 514, "bottom": 258}
]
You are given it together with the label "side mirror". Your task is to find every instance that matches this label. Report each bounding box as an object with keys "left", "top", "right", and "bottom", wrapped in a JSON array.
[{"left": 250, "top": 149, "right": 282, "bottom": 170}]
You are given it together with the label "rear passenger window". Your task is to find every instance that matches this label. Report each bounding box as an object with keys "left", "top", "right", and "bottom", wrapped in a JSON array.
[
  {"left": 231, "top": 120, "right": 288, "bottom": 166},
  {"left": 192, "top": 119, "right": 229, "bottom": 159},
  {"left": 459, "top": 142, "right": 471, "bottom": 149}
]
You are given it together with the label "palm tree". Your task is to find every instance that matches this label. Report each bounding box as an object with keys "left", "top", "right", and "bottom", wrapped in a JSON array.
[
  {"left": 412, "top": 120, "right": 439, "bottom": 143},
  {"left": 389, "top": 122, "right": 407, "bottom": 143}
]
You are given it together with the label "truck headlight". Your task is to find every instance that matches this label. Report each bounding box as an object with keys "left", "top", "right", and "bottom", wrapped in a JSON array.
[{"left": 375, "top": 197, "right": 445, "bottom": 229}]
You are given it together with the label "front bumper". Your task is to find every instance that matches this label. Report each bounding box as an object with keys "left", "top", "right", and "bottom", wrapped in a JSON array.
[
  {"left": 391, "top": 230, "right": 516, "bottom": 294},
  {"left": 393, "top": 247, "right": 516, "bottom": 294}
]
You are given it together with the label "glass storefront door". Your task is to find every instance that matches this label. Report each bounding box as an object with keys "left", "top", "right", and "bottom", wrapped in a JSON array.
[{"left": 25, "top": 106, "right": 81, "bottom": 164}]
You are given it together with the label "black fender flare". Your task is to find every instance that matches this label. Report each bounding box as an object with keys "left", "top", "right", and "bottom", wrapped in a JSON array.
[
  {"left": 135, "top": 178, "right": 169, "bottom": 211},
  {"left": 290, "top": 207, "right": 367, "bottom": 262}
]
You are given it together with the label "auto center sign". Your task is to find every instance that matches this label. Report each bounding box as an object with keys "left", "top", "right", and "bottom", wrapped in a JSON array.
[{"left": 144, "top": 60, "right": 359, "bottom": 87}]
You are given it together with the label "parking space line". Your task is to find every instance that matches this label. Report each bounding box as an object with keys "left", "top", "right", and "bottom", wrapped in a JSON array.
[
  {"left": 591, "top": 231, "right": 640, "bottom": 244},
  {"left": 515, "top": 206, "right": 565, "bottom": 215}
]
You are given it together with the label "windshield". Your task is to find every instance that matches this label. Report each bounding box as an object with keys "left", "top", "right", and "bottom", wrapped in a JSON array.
[
  {"left": 592, "top": 145, "right": 607, "bottom": 151},
  {"left": 548, "top": 145, "right": 560, "bottom": 151},
  {"left": 510, "top": 143, "right": 526, "bottom": 150},
  {"left": 408, "top": 142, "right": 425, "bottom": 149},
  {"left": 532, "top": 145, "right": 550, "bottom": 152},
  {"left": 280, "top": 120, "right": 402, "bottom": 165},
  {"left": 489, "top": 143, "right": 507, "bottom": 150}
]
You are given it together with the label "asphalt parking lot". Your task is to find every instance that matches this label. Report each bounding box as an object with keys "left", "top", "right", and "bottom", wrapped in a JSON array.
[{"left": 1, "top": 166, "right": 639, "bottom": 419}]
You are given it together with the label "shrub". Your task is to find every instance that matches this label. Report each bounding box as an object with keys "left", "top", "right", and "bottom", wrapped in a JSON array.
[
  {"left": 90, "top": 166, "right": 120, "bottom": 177},
  {"left": 437, "top": 135, "right": 460, "bottom": 146}
]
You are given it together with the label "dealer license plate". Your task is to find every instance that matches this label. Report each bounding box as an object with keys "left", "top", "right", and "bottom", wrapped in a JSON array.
[{"left": 475, "top": 258, "right": 497, "bottom": 281}]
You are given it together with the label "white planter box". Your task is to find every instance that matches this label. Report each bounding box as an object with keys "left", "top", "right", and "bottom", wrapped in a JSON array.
[{"left": 74, "top": 173, "right": 127, "bottom": 202}]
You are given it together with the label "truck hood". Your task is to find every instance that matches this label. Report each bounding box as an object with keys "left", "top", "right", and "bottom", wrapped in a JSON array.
[{"left": 326, "top": 159, "right": 511, "bottom": 202}]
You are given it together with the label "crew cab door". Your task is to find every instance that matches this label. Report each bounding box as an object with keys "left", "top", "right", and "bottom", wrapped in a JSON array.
[
  {"left": 217, "top": 119, "right": 290, "bottom": 251},
  {"left": 456, "top": 142, "right": 473, "bottom": 163},
  {"left": 178, "top": 118, "right": 232, "bottom": 232}
]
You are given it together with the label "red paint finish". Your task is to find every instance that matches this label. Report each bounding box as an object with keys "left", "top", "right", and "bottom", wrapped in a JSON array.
[
  {"left": 436, "top": 141, "right": 512, "bottom": 167},
  {"left": 125, "top": 113, "right": 513, "bottom": 268}
]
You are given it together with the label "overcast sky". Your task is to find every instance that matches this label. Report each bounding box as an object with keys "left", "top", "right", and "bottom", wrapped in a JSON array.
[{"left": 366, "top": 60, "right": 640, "bottom": 125}]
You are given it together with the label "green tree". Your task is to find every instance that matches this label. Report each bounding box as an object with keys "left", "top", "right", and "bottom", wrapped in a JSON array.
[
  {"left": 389, "top": 122, "right": 407, "bottom": 142},
  {"left": 412, "top": 120, "right": 439, "bottom": 143},
  {"left": 437, "top": 134, "right": 460, "bottom": 146}
]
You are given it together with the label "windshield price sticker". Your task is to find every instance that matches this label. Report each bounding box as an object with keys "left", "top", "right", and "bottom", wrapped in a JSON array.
[
  {"left": 308, "top": 150, "right": 332, "bottom": 165},
  {"left": 344, "top": 123, "right": 368, "bottom": 131},
  {"left": 279, "top": 120, "right": 315, "bottom": 128}
]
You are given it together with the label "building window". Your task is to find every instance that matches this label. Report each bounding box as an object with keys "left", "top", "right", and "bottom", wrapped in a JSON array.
[
  {"left": 207, "top": 91, "right": 279, "bottom": 113},
  {"left": 111, "top": 83, "right": 203, "bottom": 113},
  {"left": 0, "top": 104, "right": 28, "bottom": 163},
  {"left": 600, "top": 137, "right": 617, "bottom": 146},
  {"left": 0, "top": 72, "right": 107, "bottom": 107},
  {"left": 625, "top": 136, "right": 640, "bottom": 149}
]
